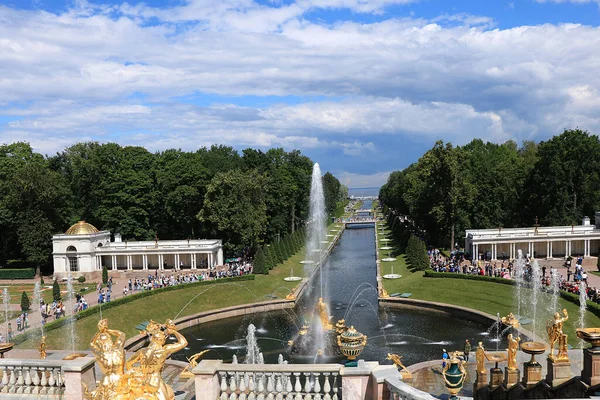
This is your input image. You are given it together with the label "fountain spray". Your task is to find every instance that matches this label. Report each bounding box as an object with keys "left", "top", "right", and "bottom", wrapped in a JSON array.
[
  {"left": 33, "top": 282, "right": 43, "bottom": 337},
  {"left": 2, "top": 289, "right": 9, "bottom": 342},
  {"left": 579, "top": 280, "right": 588, "bottom": 349},
  {"left": 244, "top": 324, "right": 262, "bottom": 364},
  {"left": 307, "top": 163, "right": 326, "bottom": 299}
]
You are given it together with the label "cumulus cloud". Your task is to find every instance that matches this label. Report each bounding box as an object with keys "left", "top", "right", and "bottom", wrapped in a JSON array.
[{"left": 1, "top": 0, "right": 600, "bottom": 187}]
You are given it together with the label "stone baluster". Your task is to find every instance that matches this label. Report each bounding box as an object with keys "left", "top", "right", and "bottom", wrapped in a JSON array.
[
  {"left": 230, "top": 373, "right": 238, "bottom": 392},
  {"left": 248, "top": 392, "right": 256, "bottom": 400},
  {"left": 304, "top": 372, "right": 311, "bottom": 394},
  {"left": 323, "top": 373, "right": 331, "bottom": 400},
  {"left": 39, "top": 367, "right": 47, "bottom": 392},
  {"left": 275, "top": 373, "right": 283, "bottom": 393},
  {"left": 257, "top": 372, "right": 265, "bottom": 394},
  {"left": 313, "top": 373, "right": 321, "bottom": 395},
  {"left": 248, "top": 374, "right": 256, "bottom": 392},
  {"left": 240, "top": 392, "right": 247, "bottom": 400},
  {"left": 293, "top": 372, "right": 302, "bottom": 393},
  {"left": 8, "top": 367, "right": 16, "bottom": 394},
  {"left": 267, "top": 374, "right": 274, "bottom": 394},
  {"left": 285, "top": 373, "right": 293, "bottom": 394},
  {"left": 230, "top": 391, "right": 238, "bottom": 400},
  {"left": 23, "top": 366, "right": 32, "bottom": 394},
  {"left": 331, "top": 373, "right": 339, "bottom": 400},
  {"left": 221, "top": 392, "right": 229, "bottom": 400},
  {"left": 240, "top": 373, "right": 247, "bottom": 393},
  {"left": 1, "top": 366, "right": 7, "bottom": 393},
  {"left": 221, "top": 372, "right": 228, "bottom": 394},
  {"left": 16, "top": 367, "right": 24, "bottom": 394},
  {"left": 31, "top": 366, "right": 40, "bottom": 393}
]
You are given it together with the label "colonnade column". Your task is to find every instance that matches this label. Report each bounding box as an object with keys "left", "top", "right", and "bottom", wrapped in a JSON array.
[
  {"left": 158, "top": 254, "right": 164, "bottom": 270},
  {"left": 491, "top": 244, "right": 497, "bottom": 260},
  {"left": 192, "top": 254, "right": 197, "bottom": 270},
  {"left": 112, "top": 255, "right": 117, "bottom": 270},
  {"left": 474, "top": 244, "right": 479, "bottom": 261},
  {"left": 143, "top": 254, "right": 148, "bottom": 270},
  {"left": 127, "top": 255, "right": 132, "bottom": 270},
  {"left": 549, "top": 242, "right": 553, "bottom": 259},
  {"left": 585, "top": 240, "right": 590, "bottom": 257},
  {"left": 566, "top": 240, "right": 572, "bottom": 257},
  {"left": 175, "top": 254, "right": 180, "bottom": 269}
]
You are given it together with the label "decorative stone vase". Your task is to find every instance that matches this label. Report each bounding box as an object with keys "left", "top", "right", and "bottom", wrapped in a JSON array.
[
  {"left": 336, "top": 326, "right": 367, "bottom": 360},
  {"left": 442, "top": 354, "right": 466, "bottom": 400}
]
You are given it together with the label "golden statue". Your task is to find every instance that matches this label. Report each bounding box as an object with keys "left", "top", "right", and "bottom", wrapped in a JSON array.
[
  {"left": 335, "top": 319, "right": 348, "bottom": 335},
  {"left": 86, "top": 318, "right": 188, "bottom": 400},
  {"left": 378, "top": 287, "right": 389, "bottom": 298},
  {"left": 547, "top": 309, "right": 569, "bottom": 361},
  {"left": 180, "top": 350, "right": 210, "bottom": 379},
  {"left": 501, "top": 313, "right": 520, "bottom": 328},
  {"left": 39, "top": 336, "right": 47, "bottom": 360},
  {"left": 476, "top": 342, "right": 489, "bottom": 374},
  {"left": 285, "top": 287, "right": 296, "bottom": 300},
  {"left": 122, "top": 319, "right": 188, "bottom": 400},
  {"left": 87, "top": 319, "right": 126, "bottom": 399},
  {"left": 507, "top": 334, "right": 521, "bottom": 370},
  {"left": 387, "top": 353, "right": 412, "bottom": 379},
  {"left": 316, "top": 298, "right": 333, "bottom": 330}
]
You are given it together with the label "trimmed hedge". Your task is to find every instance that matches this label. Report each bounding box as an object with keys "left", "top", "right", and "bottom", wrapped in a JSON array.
[
  {"left": 12, "top": 274, "right": 255, "bottom": 345},
  {"left": 424, "top": 270, "right": 600, "bottom": 319},
  {"left": 0, "top": 268, "right": 36, "bottom": 279},
  {"left": 424, "top": 270, "right": 515, "bottom": 286},
  {"left": 6, "top": 260, "right": 36, "bottom": 269}
]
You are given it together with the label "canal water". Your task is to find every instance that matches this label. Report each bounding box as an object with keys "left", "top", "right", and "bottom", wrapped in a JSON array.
[{"left": 178, "top": 202, "right": 500, "bottom": 365}]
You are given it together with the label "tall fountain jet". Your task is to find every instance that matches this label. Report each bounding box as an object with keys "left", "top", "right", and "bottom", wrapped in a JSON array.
[{"left": 306, "top": 163, "right": 327, "bottom": 299}]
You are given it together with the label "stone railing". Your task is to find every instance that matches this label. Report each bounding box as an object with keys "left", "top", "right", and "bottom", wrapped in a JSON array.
[
  {"left": 384, "top": 377, "right": 437, "bottom": 400},
  {"left": 0, "top": 357, "right": 95, "bottom": 399},
  {"left": 194, "top": 360, "right": 380, "bottom": 400}
]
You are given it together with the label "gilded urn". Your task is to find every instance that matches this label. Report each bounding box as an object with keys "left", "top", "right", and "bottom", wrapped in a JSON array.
[
  {"left": 442, "top": 353, "right": 466, "bottom": 400},
  {"left": 577, "top": 328, "right": 600, "bottom": 350},
  {"left": 336, "top": 326, "right": 367, "bottom": 360}
]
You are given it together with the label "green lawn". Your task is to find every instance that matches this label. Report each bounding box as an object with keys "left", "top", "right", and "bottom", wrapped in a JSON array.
[
  {"left": 376, "top": 223, "right": 600, "bottom": 345},
  {"left": 0, "top": 282, "right": 95, "bottom": 306}
]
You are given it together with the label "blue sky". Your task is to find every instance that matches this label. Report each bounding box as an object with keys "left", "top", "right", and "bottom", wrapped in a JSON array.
[{"left": 1, "top": 0, "right": 599, "bottom": 187}]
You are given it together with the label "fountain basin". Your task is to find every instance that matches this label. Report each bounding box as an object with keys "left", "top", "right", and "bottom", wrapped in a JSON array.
[
  {"left": 383, "top": 274, "right": 402, "bottom": 279},
  {"left": 382, "top": 258, "right": 397, "bottom": 262},
  {"left": 300, "top": 260, "right": 315, "bottom": 264},
  {"left": 577, "top": 328, "right": 600, "bottom": 349},
  {"left": 0, "top": 343, "right": 14, "bottom": 358},
  {"left": 284, "top": 277, "right": 302, "bottom": 282},
  {"left": 380, "top": 239, "right": 391, "bottom": 242},
  {"left": 380, "top": 246, "right": 393, "bottom": 250}
]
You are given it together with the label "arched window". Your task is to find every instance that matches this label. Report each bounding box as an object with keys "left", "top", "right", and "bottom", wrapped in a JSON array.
[
  {"left": 66, "top": 246, "right": 78, "bottom": 272},
  {"left": 97, "top": 243, "right": 103, "bottom": 247}
]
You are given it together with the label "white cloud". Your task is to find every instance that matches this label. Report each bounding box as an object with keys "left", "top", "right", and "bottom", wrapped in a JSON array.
[{"left": 0, "top": 1, "right": 600, "bottom": 169}]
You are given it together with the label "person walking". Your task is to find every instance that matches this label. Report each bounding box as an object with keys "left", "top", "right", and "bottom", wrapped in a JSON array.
[
  {"left": 442, "top": 349, "right": 449, "bottom": 368},
  {"left": 463, "top": 339, "right": 471, "bottom": 362}
]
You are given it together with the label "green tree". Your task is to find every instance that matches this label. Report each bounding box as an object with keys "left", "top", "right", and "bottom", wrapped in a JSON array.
[
  {"left": 102, "top": 265, "right": 108, "bottom": 284},
  {"left": 20, "top": 291, "right": 30, "bottom": 312},
  {"left": 52, "top": 279, "right": 61, "bottom": 302},
  {"left": 199, "top": 169, "right": 268, "bottom": 255}
]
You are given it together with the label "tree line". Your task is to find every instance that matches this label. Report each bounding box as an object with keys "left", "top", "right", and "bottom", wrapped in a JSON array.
[
  {"left": 0, "top": 142, "right": 347, "bottom": 273},
  {"left": 379, "top": 129, "right": 600, "bottom": 252}
]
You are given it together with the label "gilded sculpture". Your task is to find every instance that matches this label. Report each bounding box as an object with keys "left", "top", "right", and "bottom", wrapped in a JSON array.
[
  {"left": 507, "top": 334, "right": 521, "bottom": 370},
  {"left": 86, "top": 318, "right": 188, "bottom": 400},
  {"left": 39, "top": 336, "right": 47, "bottom": 360},
  {"left": 476, "top": 342, "right": 488, "bottom": 374},
  {"left": 547, "top": 309, "right": 569, "bottom": 361},
  {"left": 501, "top": 313, "right": 520, "bottom": 328},
  {"left": 317, "top": 297, "right": 333, "bottom": 330},
  {"left": 180, "top": 350, "right": 210, "bottom": 379},
  {"left": 387, "top": 353, "right": 412, "bottom": 379}
]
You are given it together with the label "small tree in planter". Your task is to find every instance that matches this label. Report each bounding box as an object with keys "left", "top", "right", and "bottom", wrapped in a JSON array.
[{"left": 102, "top": 265, "right": 108, "bottom": 284}]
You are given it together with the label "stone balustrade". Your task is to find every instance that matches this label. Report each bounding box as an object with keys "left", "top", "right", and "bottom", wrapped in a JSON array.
[
  {"left": 194, "top": 360, "right": 381, "bottom": 400},
  {"left": 0, "top": 357, "right": 95, "bottom": 398},
  {"left": 384, "top": 377, "right": 436, "bottom": 400}
]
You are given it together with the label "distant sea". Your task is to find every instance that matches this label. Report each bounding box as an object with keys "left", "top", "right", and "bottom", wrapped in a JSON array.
[{"left": 348, "top": 187, "right": 380, "bottom": 197}]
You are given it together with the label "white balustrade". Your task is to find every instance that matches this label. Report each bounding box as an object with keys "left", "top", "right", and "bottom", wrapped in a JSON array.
[
  {"left": 385, "top": 377, "right": 436, "bottom": 400},
  {"left": 214, "top": 364, "right": 342, "bottom": 400}
]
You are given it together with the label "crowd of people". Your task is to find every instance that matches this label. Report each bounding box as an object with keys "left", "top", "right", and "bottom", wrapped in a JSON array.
[{"left": 429, "top": 249, "right": 600, "bottom": 303}]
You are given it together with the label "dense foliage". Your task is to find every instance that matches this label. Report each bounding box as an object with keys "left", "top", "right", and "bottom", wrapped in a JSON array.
[
  {"left": 380, "top": 129, "right": 600, "bottom": 251},
  {"left": 0, "top": 142, "right": 345, "bottom": 272},
  {"left": 253, "top": 228, "right": 306, "bottom": 274},
  {"left": 406, "top": 235, "right": 429, "bottom": 271},
  {"left": 20, "top": 291, "right": 30, "bottom": 312}
]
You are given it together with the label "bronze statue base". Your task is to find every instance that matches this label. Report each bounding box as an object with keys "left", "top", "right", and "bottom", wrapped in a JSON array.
[
  {"left": 489, "top": 367, "right": 503, "bottom": 388},
  {"left": 582, "top": 347, "right": 600, "bottom": 386},
  {"left": 523, "top": 361, "right": 543, "bottom": 388},
  {"left": 546, "top": 357, "right": 571, "bottom": 387},
  {"left": 505, "top": 367, "right": 520, "bottom": 388}
]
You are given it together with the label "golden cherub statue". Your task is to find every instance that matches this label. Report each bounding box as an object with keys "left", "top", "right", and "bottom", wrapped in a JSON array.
[
  {"left": 547, "top": 309, "right": 569, "bottom": 361},
  {"left": 387, "top": 353, "right": 412, "bottom": 379},
  {"left": 506, "top": 334, "right": 521, "bottom": 370},
  {"left": 39, "top": 336, "right": 47, "bottom": 360},
  {"left": 285, "top": 287, "right": 296, "bottom": 300}
]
